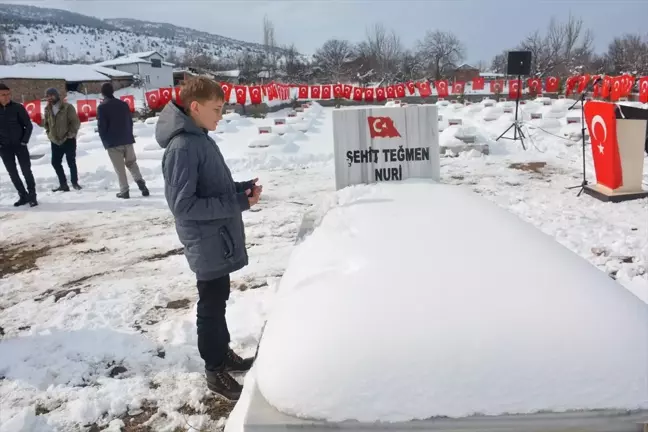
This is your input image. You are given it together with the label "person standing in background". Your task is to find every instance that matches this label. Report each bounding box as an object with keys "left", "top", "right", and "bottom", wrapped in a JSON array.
[
  {"left": 43, "top": 88, "right": 82, "bottom": 192},
  {"left": 97, "top": 83, "right": 149, "bottom": 199},
  {"left": 0, "top": 83, "right": 37, "bottom": 207}
]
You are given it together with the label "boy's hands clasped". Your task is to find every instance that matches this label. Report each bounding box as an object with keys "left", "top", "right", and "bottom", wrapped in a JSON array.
[{"left": 245, "top": 177, "right": 263, "bottom": 207}]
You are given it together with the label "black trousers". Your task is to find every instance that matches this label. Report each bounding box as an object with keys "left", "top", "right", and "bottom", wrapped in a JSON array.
[
  {"left": 196, "top": 275, "right": 231, "bottom": 371},
  {"left": 0, "top": 145, "right": 36, "bottom": 197},
  {"left": 51, "top": 139, "right": 78, "bottom": 186}
]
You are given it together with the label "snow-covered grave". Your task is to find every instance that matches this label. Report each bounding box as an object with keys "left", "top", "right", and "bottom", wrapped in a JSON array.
[
  {"left": 228, "top": 181, "right": 648, "bottom": 432},
  {"left": 448, "top": 118, "right": 462, "bottom": 126},
  {"left": 258, "top": 126, "right": 272, "bottom": 134},
  {"left": 332, "top": 105, "right": 440, "bottom": 190},
  {"left": 273, "top": 118, "right": 286, "bottom": 125},
  {"left": 530, "top": 112, "right": 543, "bottom": 120}
]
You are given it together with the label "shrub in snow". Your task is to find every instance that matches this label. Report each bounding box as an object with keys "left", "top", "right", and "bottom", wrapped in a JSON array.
[{"left": 254, "top": 182, "right": 648, "bottom": 423}]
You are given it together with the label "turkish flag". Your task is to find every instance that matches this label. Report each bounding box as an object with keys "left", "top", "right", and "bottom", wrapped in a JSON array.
[
  {"left": 265, "top": 85, "right": 274, "bottom": 101},
  {"left": 452, "top": 81, "right": 465, "bottom": 94},
  {"left": 298, "top": 85, "right": 309, "bottom": 99},
  {"left": 435, "top": 80, "right": 449, "bottom": 98},
  {"left": 386, "top": 85, "right": 396, "bottom": 99},
  {"left": 577, "top": 75, "right": 590, "bottom": 94},
  {"left": 234, "top": 85, "right": 247, "bottom": 105},
  {"left": 76, "top": 99, "right": 97, "bottom": 122},
  {"left": 375, "top": 87, "right": 387, "bottom": 101},
  {"left": 565, "top": 76, "right": 578, "bottom": 96},
  {"left": 395, "top": 84, "right": 406, "bottom": 98},
  {"left": 639, "top": 77, "right": 648, "bottom": 103},
  {"left": 159, "top": 88, "right": 173, "bottom": 106},
  {"left": 601, "top": 77, "right": 612, "bottom": 99},
  {"left": 145, "top": 90, "right": 161, "bottom": 110},
  {"left": 490, "top": 80, "right": 504, "bottom": 94},
  {"left": 343, "top": 85, "right": 353, "bottom": 99},
  {"left": 173, "top": 87, "right": 182, "bottom": 105},
  {"left": 621, "top": 75, "right": 634, "bottom": 97},
  {"left": 472, "top": 77, "right": 485, "bottom": 91},
  {"left": 310, "top": 85, "right": 321, "bottom": 99},
  {"left": 364, "top": 87, "right": 374, "bottom": 102},
  {"left": 584, "top": 101, "right": 623, "bottom": 190},
  {"left": 321, "top": 85, "right": 332, "bottom": 99},
  {"left": 333, "top": 84, "right": 343, "bottom": 98},
  {"left": 270, "top": 84, "right": 279, "bottom": 100},
  {"left": 417, "top": 81, "right": 432, "bottom": 98},
  {"left": 508, "top": 79, "right": 521, "bottom": 99},
  {"left": 368, "top": 116, "right": 401, "bottom": 138},
  {"left": 352, "top": 87, "right": 363, "bottom": 102},
  {"left": 22, "top": 99, "right": 42, "bottom": 124},
  {"left": 405, "top": 81, "right": 416, "bottom": 95},
  {"left": 545, "top": 77, "right": 560, "bottom": 93},
  {"left": 527, "top": 78, "right": 542, "bottom": 96},
  {"left": 220, "top": 82, "right": 233, "bottom": 103},
  {"left": 249, "top": 86, "right": 263, "bottom": 104},
  {"left": 610, "top": 77, "right": 622, "bottom": 102},
  {"left": 120, "top": 95, "right": 135, "bottom": 112}
]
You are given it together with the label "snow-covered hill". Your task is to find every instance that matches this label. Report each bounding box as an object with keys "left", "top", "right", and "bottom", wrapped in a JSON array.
[{"left": 0, "top": 3, "right": 292, "bottom": 64}]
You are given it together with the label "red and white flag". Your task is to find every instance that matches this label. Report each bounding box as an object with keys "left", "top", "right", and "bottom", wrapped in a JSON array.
[
  {"left": 527, "top": 78, "right": 542, "bottom": 95},
  {"left": 22, "top": 99, "right": 42, "bottom": 124},
  {"left": 310, "top": 85, "right": 321, "bottom": 99},
  {"left": 584, "top": 101, "right": 623, "bottom": 190},
  {"left": 545, "top": 76, "right": 560, "bottom": 93},
  {"left": 249, "top": 86, "right": 263, "bottom": 105},
  {"left": 234, "top": 86, "right": 247, "bottom": 105},
  {"left": 145, "top": 90, "right": 161, "bottom": 110},
  {"left": 321, "top": 85, "right": 332, "bottom": 99},
  {"left": 405, "top": 81, "right": 416, "bottom": 95},
  {"left": 120, "top": 95, "right": 135, "bottom": 112},
  {"left": 508, "top": 79, "right": 521, "bottom": 99},
  {"left": 352, "top": 87, "right": 363, "bottom": 102},
  {"left": 333, "top": 84, "right": 343, "bottom": 98},
  {"left": 386, "top": 85, "right": 396, "bottom": 99},
  {"left": 298, "top": 85, "right": 309, "bottom": 99},
  {"left": 368, "top": 116, "right": 401, "bottom": 138},
  {"left": 452, "top": 81, "right": 465, "bottom": 94},
  {"left": 417, "top": 81, "right": 432, "bottom": 98},
  {"left": 472, "top": 77, "right": 485, "bottom": 91},
  {"left": 364, "top": 87, "right": 374, "bottom": 102},
  {"left": 159, "top": 88, "right": 173, "bottom": 106},
  {"left": 490, "top": 80, "right": 504, "bottom": 94},
  {"left": 220, "top": 82, "right": 233, "bottom": 103},
  {"left": 76, "top": 99, "right": 97, "bottom": 122},
  {"left": 375, "top": 87, "right": 387, "bottom": 101},
  {"left": 173, "top": 87, "right": 182, "bottom": 105},
  {"left": 435, "top": 80, "right": 449, "bottom": 98},
  {"left": 395, "top": 84, "right": 406, "bottom": 98},
  {"left": 639, "top": 77, "right": 648, "bottom": 103},
  {"left": 342, "top": 85, "right": 353, "bottom": 100}
]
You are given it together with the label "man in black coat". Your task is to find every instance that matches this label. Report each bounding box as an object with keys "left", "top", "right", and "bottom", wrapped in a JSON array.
[
  {"left": 0, "top": 83, "right": 37, "bottom": 207},
  {"left": 97, "top": 82, "right": 149, "bottom": 199}
]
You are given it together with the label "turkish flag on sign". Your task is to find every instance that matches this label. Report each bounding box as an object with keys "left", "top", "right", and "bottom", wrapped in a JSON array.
[
  {"left": 159, "top": 88, "right": 173, "bottom": 106},
  {"left": 472, "top": 77, "right": 485, "bottom": 91},
  {"left": 375, "top": 87, "right": 387, "bottom": 101},
  {"left": 386, "top": 85, "right": 396, "bottom": 99},
  {"left": 527, "top": 78, "right": 542, "bottom": 95},
  {"left": 298, "top": 85, "right": 309, "bottom": 99},
  {"left": 352, "top": 87, "right": 363, "bottom": 102},
  {"left": 417, "top": 81, "right": 432, "bottom": 98},
  {"left": 120, "top": 95, "right": 135, "bottom": 113},
  {"left": 333, "top": 84, "right": 343, "bottom": 98},
  {"left": 310, "top": 85, "right": 321, "bottom": 99},
  {"left": 145, "top": 90, "right": 161, "bottom": 110},
  {"left": 545, "top": 77, "right": 560, "bottom": 93},
  {"left": 584, "top": 101, "right": 623, "bottom": 190},
  {"left": 22, "top": 100, "right": 42, "bottom": 124},
  {"left": 395, "top": 84, "right": 406, "bottom": 98},
  {"left": 508, "top": 79, "right": 521, "bottom": 99},
  {"left": 342, "top": 85, "right": 353, "bottom": 99},
  {"left": 220, "top": 82, "right": 233, "bottom": 103},
  {"left": 249, "top": 86, "right": 263, "bottom": 105},
  {"left": 490, "top": 80, "right": 504, "bottom": 94},
  {"left": 321, "top": 85, "right": 332, "bottom": 99},
  {"left": 435, "top": 80, "right": 449, "bottom": 98},
  {"left": 76, "top": 99, "right": 97, "bottom": 122},
  {"left": 638, "top": 77, "right": 648, "bottom": 103},
  {"left": 405, "top": 81, "right": 416, "bottom": 95},
  {"left": 364, "top": 88, "right": 374, "bottom": 102},
  {"left": 232, "top": 86, "right": 246, "bottom": 105},
  {"left": 368, "top": 116, "right": 401, "bottom": 138},
  {"left": 452, "top": 81, "right": 465, "bottom": 94}
]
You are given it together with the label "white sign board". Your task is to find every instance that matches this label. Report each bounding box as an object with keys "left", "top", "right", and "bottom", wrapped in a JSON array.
[{"left": 333, "top": 105, "right": 440, "bottom": 190}]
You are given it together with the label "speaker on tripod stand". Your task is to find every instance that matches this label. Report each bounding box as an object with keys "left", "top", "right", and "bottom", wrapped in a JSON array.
[{"left": 497, "top": 50, "right": 532, "bottom": 149}]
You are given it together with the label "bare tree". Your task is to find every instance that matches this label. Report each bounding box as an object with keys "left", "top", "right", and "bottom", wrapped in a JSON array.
[
  {"left": 0, "top": 26, "right": 8, "bottom": 65},
  {"left": 363, "top": 23, "right": 403, "bottom": 80},
  {"left": 490, "top": 52, "right": 507, "bottom": 74},
  {"left": 605, "top": 33, "right": 648, "bottom": 75},
  {"left": 281, "top": 43, "right": 308, "bottom": 81},
  {"left": 56, "top": 45, "right": 69, "bottom": 63},
  {"left": 313, "top": 39, "right": 355, "bottom": 81},
  {"left": 14, "top": 45, "right": 27, "bottom": 63},
  {"left": 262, "top": 14, "right": 280, "bottom": 75},
  {"left": 417, "top": 30, "right": 465, "bottom": 80},
  {"left": 183, "top": 42, "right": 214, "bottom": 69},
  {"left": 475, "top": 60, "right": 489, "bottom": 71},
  {"left": 397, "top": 50, "right": 426, "bottom": 81},
  {"left": 39, "top": 41, "right": 52, "bottom": 62}
]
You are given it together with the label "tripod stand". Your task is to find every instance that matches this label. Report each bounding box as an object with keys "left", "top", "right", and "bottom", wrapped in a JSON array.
[
  {"left": 496, "top": 75, "right": 526, "bottom": 150},
  {"left": 566, "top": 91, "right": 589, "bottom": 196}
]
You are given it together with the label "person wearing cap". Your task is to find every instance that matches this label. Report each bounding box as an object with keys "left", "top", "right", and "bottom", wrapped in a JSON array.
[
  {"left": 42, "top": 87, "right": 82, "bottom": 192},
  {"left": 97, "top": 82, "right": 149, "bottom": 199},
  {"left": 0, "top": 82, "right": 37, "bottom": 207}
]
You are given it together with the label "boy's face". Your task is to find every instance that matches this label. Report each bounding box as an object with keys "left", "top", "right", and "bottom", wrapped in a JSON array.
[{"left": 190, "top": 98, "right": 224, "bottom": 131}]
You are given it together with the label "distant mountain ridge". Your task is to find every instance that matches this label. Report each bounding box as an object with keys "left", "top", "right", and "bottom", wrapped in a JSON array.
[{"left": 0, "top": 3, "right": 293, "bottom": 65}]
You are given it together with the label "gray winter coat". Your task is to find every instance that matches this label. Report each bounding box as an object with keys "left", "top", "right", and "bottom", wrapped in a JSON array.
[{"left": 156, "top": 102, "right": 254, "bottom": 281}]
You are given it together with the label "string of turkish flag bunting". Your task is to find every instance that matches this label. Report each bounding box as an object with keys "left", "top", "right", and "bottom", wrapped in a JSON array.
[{"left": 20, "top": 75, "right": 648, "bottom": 125}]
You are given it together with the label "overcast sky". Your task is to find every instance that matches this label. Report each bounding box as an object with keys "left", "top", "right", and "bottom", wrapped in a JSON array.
[{"left": 14, "top": 0, "right": 648, "bottom": 64}]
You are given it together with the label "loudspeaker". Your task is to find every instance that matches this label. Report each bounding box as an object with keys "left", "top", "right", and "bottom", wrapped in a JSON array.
[{"left": 506, "top": 51, "right": 532, "bottom": 76}]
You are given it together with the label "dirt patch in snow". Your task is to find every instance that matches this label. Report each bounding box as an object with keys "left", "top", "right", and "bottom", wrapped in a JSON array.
[
  {"left": 0, "top": 236, "right": 86, "bottom": 279},
  {"left": 509, "top": 161, "right": 547, "bottom": 174}
]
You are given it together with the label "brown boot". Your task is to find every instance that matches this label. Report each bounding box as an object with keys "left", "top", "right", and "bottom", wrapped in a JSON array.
[
  {"left": 205, "top": 369, "right": 242, "bottom": 401},
  {"left": 223, "top": 348, "right": 254, "bottom": 373}
]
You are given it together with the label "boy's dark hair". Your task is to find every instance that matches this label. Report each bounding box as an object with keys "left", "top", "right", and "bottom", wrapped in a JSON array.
[
  {"left": 0, "top": 83, "right": 9, "bottom": 91},
  {"left": 180, "top": 77, "right": 225, "bottom": 107},
  {"left": 101, "top": 82, "right": 114, "bottom": 98}
]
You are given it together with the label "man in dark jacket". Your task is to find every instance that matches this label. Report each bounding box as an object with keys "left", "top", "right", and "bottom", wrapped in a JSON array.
[
  {"left": 155, "top": 77, "right": 262, "bottom": 401},
  {"left": 97, "top": 83, "right": 149, "bottom": 199},
  {"left": 0, "top": 83, "right": 37, "bottom": 207}
]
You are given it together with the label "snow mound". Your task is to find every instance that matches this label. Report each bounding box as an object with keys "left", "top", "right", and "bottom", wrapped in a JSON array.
[
  {"left": 144, "top": 116, "right": 159, "bottom": 125},
  {"left": 248, "top": 133, "right": 284, "bottom": 148},
  {"left": 482, "top": 106, "right": 503, "bottom": 121},
  {"left": 255, "top": 181, "right": 648, "bottom": 423},
  {"left": 216, "top": 122, "right": 239, "bottom": 134},
  {"left": 272, "top": 124, "right": 294, "bottom": 136}
]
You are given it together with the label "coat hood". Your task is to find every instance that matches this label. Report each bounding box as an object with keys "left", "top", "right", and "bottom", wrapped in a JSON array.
[{"left": 155, "top": 102, "right": 205, "bottom": 149}]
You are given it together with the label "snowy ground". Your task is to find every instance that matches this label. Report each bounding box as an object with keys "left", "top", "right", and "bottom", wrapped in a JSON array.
[{"left": 1, "top": 99, "right": 647, "bottom": 431}]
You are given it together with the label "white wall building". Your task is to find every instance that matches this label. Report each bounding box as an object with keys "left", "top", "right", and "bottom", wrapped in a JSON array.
[{"left": 95, "top": 51, "right": 174, "bottom": 89}]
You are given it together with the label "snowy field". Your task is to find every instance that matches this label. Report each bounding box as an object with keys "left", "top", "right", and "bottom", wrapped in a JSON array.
[{"left": 1, "top": 98, "right": 647, "bottom": 431}]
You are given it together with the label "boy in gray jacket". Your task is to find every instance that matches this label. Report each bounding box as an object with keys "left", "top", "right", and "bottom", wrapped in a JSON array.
[{"left": 155, "top": 77, "right": 262, "bottom": 401}]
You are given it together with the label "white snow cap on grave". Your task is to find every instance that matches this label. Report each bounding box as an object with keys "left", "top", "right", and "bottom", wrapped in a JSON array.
[{"left": 255, "top": 181, "right": 648, "bottom": 423}]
